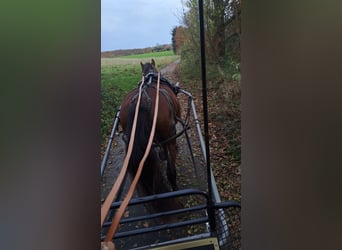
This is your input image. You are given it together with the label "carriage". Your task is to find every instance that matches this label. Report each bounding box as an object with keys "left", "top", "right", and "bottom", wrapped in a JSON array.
[
  {"left": 100, "top": 2, "right": 240, "bottom": 249},
  {"left": 100, "top": 64, "right": 240, "bottom": 249}
]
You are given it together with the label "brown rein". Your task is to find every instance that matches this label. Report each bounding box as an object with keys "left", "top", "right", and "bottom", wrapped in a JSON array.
[
  {"left": 101, "top": 73, "right": 161, "bottom": 242},
  {"left": 100, "top": 76, "right": 144, "bottom": 227}
]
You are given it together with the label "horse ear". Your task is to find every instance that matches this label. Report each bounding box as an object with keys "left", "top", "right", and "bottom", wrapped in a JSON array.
[
  {"left": 140, "top": 61, "right": 144, "bottom": 71},
  {"left": 151, "top": 59, "right": 155, "bottom": 67}
]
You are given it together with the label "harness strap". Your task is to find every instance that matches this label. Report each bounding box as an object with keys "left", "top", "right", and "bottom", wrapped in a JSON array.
[
  {"left": 139, "top": 73, "right": 179, "bottom": 95},
  {"left": 101, "top": 76, "right": 145, "bottom": 227},
  {"left": 104, "top": 72, "right": 161, "bottom": 241},
  {"left": 159, "top": 88, "right": 174, "bottom": 113},
  {"left": 131, "top": 84, "right": 151, "bottom": 108}
]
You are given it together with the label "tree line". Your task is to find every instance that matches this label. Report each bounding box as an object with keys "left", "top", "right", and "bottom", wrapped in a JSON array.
[{"left": 172, "top": 0, "right": 241, "bottom": 81}]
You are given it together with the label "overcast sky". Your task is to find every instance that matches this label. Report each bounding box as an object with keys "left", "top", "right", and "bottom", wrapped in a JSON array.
[{"left": 101, "top": 0, "right": 186, "bottom": 51}]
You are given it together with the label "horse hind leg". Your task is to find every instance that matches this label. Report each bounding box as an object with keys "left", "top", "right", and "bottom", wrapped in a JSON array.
[{"left": 166, "top": 141, "right": 178, "bottom": 191}]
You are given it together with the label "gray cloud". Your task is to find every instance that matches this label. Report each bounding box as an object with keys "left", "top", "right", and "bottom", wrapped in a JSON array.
[{"left": 101, "top": 0, "right": 185, "bottom": 51}]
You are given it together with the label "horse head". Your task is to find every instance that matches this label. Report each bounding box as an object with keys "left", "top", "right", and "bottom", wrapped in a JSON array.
[{"left": 140, "top": 59, "right": 158, "bottom": 76}]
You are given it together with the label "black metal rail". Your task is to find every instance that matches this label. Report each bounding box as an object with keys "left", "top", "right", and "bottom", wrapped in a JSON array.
[
  {"left": 104, "top": 217, "right": 209, "bottom": 240},
  {"left": 101, "top": 188, "right": 210, "bottom": 240},
  {"left": 101, "top": 108, "right": 121, "bottom": 176},
  {"left": 108, "top": 188, "right": 208, "bottom": 209}
]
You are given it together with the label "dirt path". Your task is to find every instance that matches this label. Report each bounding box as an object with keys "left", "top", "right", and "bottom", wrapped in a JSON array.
[{"left": 160, "top": 58, "right": 180, "bottom": 77}]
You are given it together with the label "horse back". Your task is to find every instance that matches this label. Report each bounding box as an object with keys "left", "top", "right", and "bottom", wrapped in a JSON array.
[{"left": 120, "top": 83, "right": 180, "bottom": 133}]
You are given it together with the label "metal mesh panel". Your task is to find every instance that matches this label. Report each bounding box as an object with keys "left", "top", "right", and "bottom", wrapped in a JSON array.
[{"left": 215, "top": 205, "right": 241, "bottom": 250}]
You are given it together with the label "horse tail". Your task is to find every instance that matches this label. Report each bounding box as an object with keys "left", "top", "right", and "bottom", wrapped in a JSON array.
[
  {"left": 125, "top": 103, "right": 153, "bottom": 177},
  {"left": 125, "top": 102, "right": 182, "bottom": 215}
]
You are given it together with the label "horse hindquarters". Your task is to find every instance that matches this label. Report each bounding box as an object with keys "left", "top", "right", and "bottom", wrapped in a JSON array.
[{"left": 124, "top": 103, "right": 166, "bottom": 196}]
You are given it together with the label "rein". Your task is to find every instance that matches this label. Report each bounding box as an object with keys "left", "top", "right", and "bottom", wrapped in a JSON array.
[
  {"left": 101, "top": 72, "right": 161, "bottom": 242},
  {"left": 100, "top": 76, "right": 145, "bottom": 227}
]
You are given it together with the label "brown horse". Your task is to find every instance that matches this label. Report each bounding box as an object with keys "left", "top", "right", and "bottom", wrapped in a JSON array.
[{"left": 119, "top": 59, "right": 181, "bottom": 210}]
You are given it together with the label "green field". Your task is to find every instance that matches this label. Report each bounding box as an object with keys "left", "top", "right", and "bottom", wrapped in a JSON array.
[
  {"left": 101, "top": 51, "right": 180, "bottom": 144},
  {"left": 119, "top": 50, "right": 175, "bottom": 58}
]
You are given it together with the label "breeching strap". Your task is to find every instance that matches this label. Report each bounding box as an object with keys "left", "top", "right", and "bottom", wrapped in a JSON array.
[
  {"left": 103, "top": 73, "right": 161, "bottom": 242},
  {"left": 101, "top": 76, "right": 144, "bottom": 226}
]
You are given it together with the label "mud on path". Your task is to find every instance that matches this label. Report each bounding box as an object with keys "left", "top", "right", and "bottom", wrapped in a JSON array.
[{"left": 101, "top": 60, "right": 212, "bottom": 249}]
